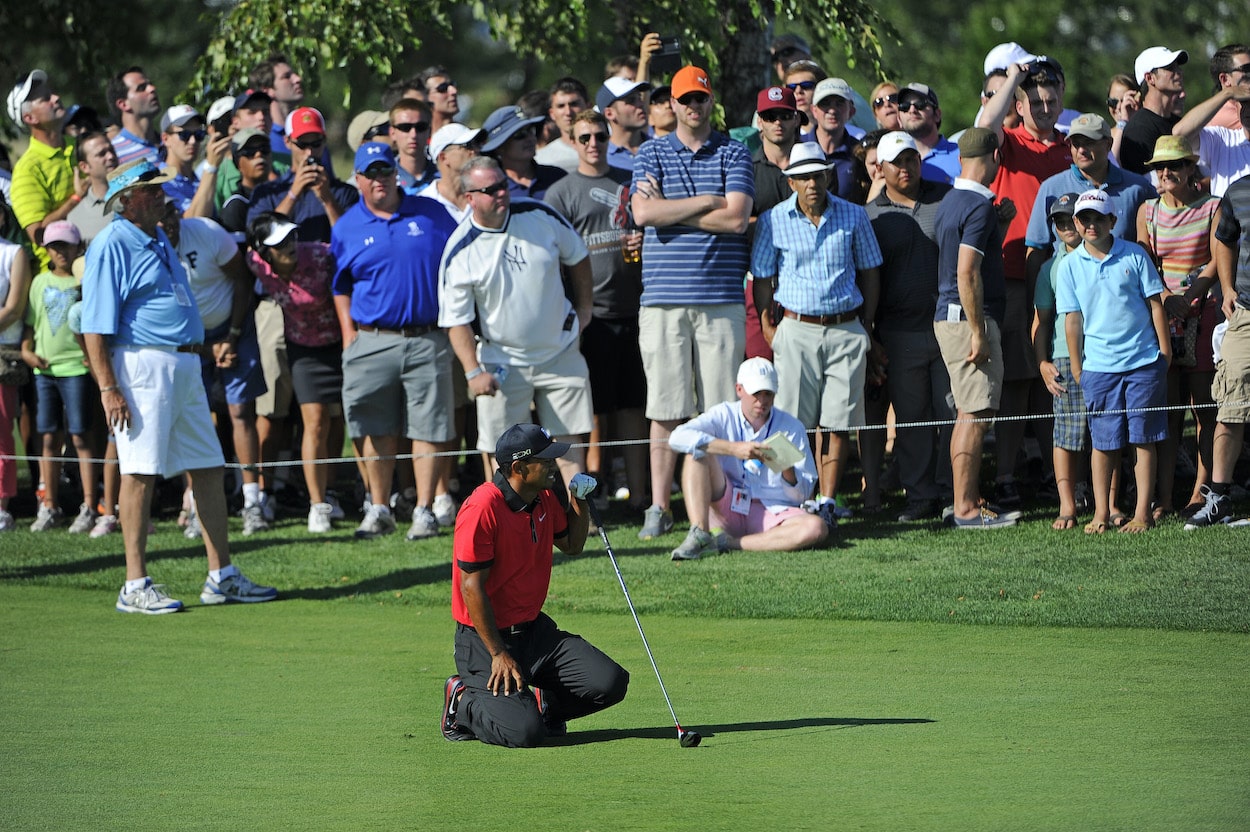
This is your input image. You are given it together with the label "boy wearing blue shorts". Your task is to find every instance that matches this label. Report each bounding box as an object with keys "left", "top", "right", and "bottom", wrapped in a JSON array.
[
  {"left": 20, "top": 221, "right": 98, "bottom": 533},
  {"left": 1057, "top": 190, "right": 1169, "bottom": 534}
]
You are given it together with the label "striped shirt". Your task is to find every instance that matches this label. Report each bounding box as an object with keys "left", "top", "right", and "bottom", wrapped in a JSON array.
[
  {"left": 751, "top": 192, "right": 882, "bottom": 316},
  {"left": 631, "top": 132, "right": 754, "bottom": 306},
  {"left": 10, "top": 136, "right": 75, "bottom": 270},
  {"left": 1215, "top": 179, "right": 1250, "bottom": 306},
  {"left": 110, "top": 128, "right": 161, "bottom": 167},
  {"left": 1141, "top": 194, "right": 1219, "bottom": 294}
]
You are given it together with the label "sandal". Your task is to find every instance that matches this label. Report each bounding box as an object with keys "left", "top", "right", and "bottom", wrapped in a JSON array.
[
  {"left": 1119, "top": 519, "right": 1153, "bottom": 534},
  {"left": 1052, "top": 514, "right": 1077, "bottom": 530},
  {"left": 1109, "top": 512, "right": 1129, "bottom": 529},
  {"left": 1083, "top": 521, "right": 1107, "bottom": 534},
  {"left": 1151, "top": 504, "right": 1174, "bottom": 522}
]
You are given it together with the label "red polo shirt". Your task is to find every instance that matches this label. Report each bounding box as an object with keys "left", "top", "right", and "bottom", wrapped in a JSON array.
[
  {"left": 989, "top": 124, "right": 1070, "bottom": 280},
  {"left": 451, "top": 473, "right": 569, "bottom": 629}
]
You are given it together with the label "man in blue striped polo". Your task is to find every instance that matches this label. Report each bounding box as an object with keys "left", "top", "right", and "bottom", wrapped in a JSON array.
[{"left": 630, "top": 65, "right": 755, "bottom": 540}]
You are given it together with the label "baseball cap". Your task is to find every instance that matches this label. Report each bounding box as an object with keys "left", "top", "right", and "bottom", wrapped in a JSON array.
[
  {"left": 756, "top": 86, "right": 800, "bottom": 115},
  {"left": 230, "top": 127, "right": 269, "bottom": 151},
  {"left": 877, "top": 131, "right": 920, "bottom": 164},
  {"left": 160, "top": 104, "right": 201, "bottom": 133},
  {"left": 898, "top": 83, "right": 939, "bottom": 108},
  {"left": 346, "top": 109, "right": 389, "bottom": 151},
  {"left": 104, "top": 159, "right": 175, "bottom": 212},
  {"left": 813, "top": 78, "right": 854, "bottom": 106},
  {"left": 771, "top": 34, "right": 812, "bottom": 63},
  {"left": 286, "top": 106, "right": 326, "bottom": 141},
  {"left": 495, "top": 423, "right": 571, "bottom": 463},
  {"left": 671, "top": 66, "right": 712, "bottom": 100},
  {"left": 1047, "top": 192, "right": 1080, "bottom": 219},
  {"left": 260, "top": 218, "right": 298, "bottom": 247},
  {"left": 7, "top": 69, "right": 49, "bottom": 126},
  {"left": 984, "top": 42, "right": 1034, "bottom": 76},
  {"left": 1067, "top": 113, "right": 1111, "bottom": 141},
  {"left": 64, "top": 104, "right": 100, "bottom": 131},
  {"left": 480, "top": 105, "right": 545, "bottom": 153},
  {"left": 782, "top": 142, "right": 833, "bottom": 177},
  {"left": 736, "top": 357, "right": 779, "bottom": 395},
  {"left": 650, "top": 84, "right": 672, "bottom": 104},
  {"left": 1073, "top": 189, "right": 1113, "bottom": 216},
  {"left": 354, "top": 141, "right": 396, "bottom": 173},
  {"left": 1135, "top": 47, "right": 1188, "bottom": 85},
  {"left": 206, "top": 95, "right": 236, "bottom": 126},
  {"left": 42, "top": 220, "right": 81, "bottom": 246},
  {"left": 234, "top": 89, "right": 272, "bottom": 112},
  {"left": 1146, "top": 135, "right": 1199, "bottom": 167},
  {"left": 430, "top": 123, "right": 486, "bottom": 160},
  {"left": 595, "top": 77, "right": 651, "bottom": 113},
  {"left": 958, "top": 127, "right": 999, "bottom": 159}
]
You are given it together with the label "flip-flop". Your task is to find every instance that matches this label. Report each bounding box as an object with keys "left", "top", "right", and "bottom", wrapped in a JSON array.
[
  {"left": 1109, "top": 512, "right": 1129, "bottom": 528},
  {"left": 1052, "top": 514, "right": 1077, "bottom": 530},
  {"left": 1083, "top": 521, "right": 1107, "bottom": 535},
  {"left": 1119, "top": 519, "right": 1152, "bottom": 534},
  {"left": 1151, "top": 505, "right": 1174, "bottom": 522}
]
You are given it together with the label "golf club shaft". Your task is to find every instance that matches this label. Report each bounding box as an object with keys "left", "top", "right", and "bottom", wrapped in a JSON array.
[{"left": 586, "top": 501, "right": 686, "bottom": 733}]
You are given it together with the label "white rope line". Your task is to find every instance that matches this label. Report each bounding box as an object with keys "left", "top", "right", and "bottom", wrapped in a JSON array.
[{"left": 2, "top": 400, "right": 1239, "bottom": 469}]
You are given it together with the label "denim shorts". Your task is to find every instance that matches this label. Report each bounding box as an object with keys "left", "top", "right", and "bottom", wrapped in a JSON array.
[
  {"left": 1080, "top": 355, "right": 1168, "bottom": 451},
  {"left": 35, "top": 372, "right": 92, "bottom": 436}
]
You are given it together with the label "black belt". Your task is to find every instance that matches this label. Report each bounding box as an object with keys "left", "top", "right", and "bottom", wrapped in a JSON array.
[
  {"left": 458, "top": 619, "right": 536, "bottom": 638},
  {"left": 782, "top": 307, "right": 861, "bottom": 326},
  {"left": 355, "top": 322, "right": 437, "bottom": 337}
]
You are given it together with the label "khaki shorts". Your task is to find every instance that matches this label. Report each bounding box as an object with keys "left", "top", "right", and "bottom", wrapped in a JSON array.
[
  {"left": 475, "top": 342, "right": 594, "bottom": 453},
  {"left": 771, "top": 316, "right": 868, "bottom": 430},
  {"left": 253, "top": 298, "right": 293, "bottom": 418},
  {"left": 1214, "top": 307, "right": 1250, "bottom": 424},
  {"left": 639, "top": 304, "right": 746, "bottom": 422},
  {"left": 934, "top": 318, "right": 1004, "bottom": 414},
  {"left": 1000, "top": 280, "right": 1038, "bottom": 382}
]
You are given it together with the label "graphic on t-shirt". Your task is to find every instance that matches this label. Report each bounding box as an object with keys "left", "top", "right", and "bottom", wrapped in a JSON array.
[{"left": 43, "top": 284, "right": 78, "bottom": 335}]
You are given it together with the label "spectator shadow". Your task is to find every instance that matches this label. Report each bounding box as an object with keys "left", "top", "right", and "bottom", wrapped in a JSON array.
[
  {"left": 554, "top": 716, "right": 936, "bottom": 745},
  {"left": 0, "top": 535, "right": 308, "bottom": 580},
  {"left": 280, "top": 563, "right": 451, "bottom": 600}
]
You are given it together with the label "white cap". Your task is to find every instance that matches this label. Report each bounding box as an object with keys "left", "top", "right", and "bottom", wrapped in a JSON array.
[
  {"left": 983, "top": 43, "right": 1034, "bottom": 76},
  {"left": 813, "top": 78, "right": 854, "bottom": 106},
  {"left": 782, "top": 142, "right": 833, "bottom": 177},
  {"left": 877, "top": 131, "right": 919, "bottom": 164},
  {"left": 429, "top": 123, "right": 486, "bottom": 161},
  {"left": 206, "top": 95, "right": 236, "bottom": 125},
  {"left": 1073, "top": 189, "right": 1113, "bottom": 216},
  {"left": 261, "top": 219, "right": 299, "bottom": 247},
  {"left": 1135, "top": 47, "right": 1188, "bottom": 85},
  {"left": 160, "top": 104, "right": 200, "bottom": 133},
  {"left": 7, "top": 69, "right": 48, "bottom": 126},
  {"left": 737, "top": 357, "right": 779, "bottom": 395}
]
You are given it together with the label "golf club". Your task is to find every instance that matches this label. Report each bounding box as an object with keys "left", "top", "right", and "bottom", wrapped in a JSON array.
[{"left": 587, "top": 501, "right": 702, "bottom": 748}]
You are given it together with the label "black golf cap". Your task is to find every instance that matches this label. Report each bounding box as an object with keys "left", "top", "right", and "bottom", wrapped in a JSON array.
[{"left": 495, "top": 423, "right": 570, "bottom": 463}]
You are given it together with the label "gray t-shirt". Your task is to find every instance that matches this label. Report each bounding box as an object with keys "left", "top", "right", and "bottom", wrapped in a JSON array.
[
  {"left": 68, "top": 191, "right": 113, "bottom": 245},
  {"left": 544, "top": 168, "right": 642, "bottom": 319}
]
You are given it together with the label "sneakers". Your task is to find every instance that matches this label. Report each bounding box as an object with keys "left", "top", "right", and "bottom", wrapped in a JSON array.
[
  {"left": 29, "top": 504, "right": 62, "bottom": 532},
  {"left": 184, "top": 504, "right": 202, "bottom": 540},
  {"left": 638, "top": 505, "right": 674, "bottom": 540},
  {"left": 1183, "top": 484, "right": 1234, "bottom": 530},
  {"left": 391, "top": 487, "right": 417, "bottom": 522},
  {"left": 356, "top": 503, "right": 397, "bottom": 539},
  {"left": 952, "top": 506, "right": 1017, "bottom": 529},
  {"left": 308, "top": 502, "right": 334, "bottom": 533},
  {"left": 994, "top": 479, "right": 1023, "bottom": 508},
  {"left": 0, "top": 508, "right": 14, "bottom": 532},
  {"left": 68, "top": 502, "right": 98, "bottom": 534},
  {"left": 897, "top": 499, "right": 941, "bottom": 522},
  {"left": 116, "top": 579, "right": 184, "bottom": 615},
  {"left": 90, "top": 514, "right": 119, "bottom": 538},
  {"left": 325, "top": 491, "right": 347, "bottom": 520},
  {"left": 671, "top": 526, "right": 718, "bottom": 561},
  {"left": 533, "top": 687, "right": 567, "bottom": 737},
  {"left": 199, "top": 571, "right": 278, "bottom": 605},
  {"left": 442, "top": 675, "right": 475, "bottom": 741},
  {"left": 432, "top": 493, "right": 458, "bottom": 526},
  {"left": 241, "top": 504, "right": 270, "bottom": 536},
  {"left": 258, "top": 491, "right": 277, "bottom": 523},
  {"left": 407, "top": 506, "right": 440, "bottom": 540}
]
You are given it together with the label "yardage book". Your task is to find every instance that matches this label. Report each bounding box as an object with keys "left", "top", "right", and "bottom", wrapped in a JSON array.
[{"left": 760, "top": 433, "right": 803, "bottom": 474}]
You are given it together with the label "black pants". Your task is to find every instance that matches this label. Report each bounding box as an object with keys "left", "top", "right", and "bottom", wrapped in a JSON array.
[{"left": 454, "top": 613, "right": 629, "bottom": 747}]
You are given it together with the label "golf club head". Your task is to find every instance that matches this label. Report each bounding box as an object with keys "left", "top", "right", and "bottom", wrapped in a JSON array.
[{"left": 679, "top": 729, "right": 702, "bottom": 747}]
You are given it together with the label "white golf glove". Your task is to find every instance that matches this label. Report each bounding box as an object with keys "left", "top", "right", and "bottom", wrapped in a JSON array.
[{"left": 569, "top": 473, "right": 598, "bottom": 500}]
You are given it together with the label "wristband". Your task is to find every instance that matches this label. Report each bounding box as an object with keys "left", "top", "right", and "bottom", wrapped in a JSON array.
[
  {"left": 465, "top": 365, "right": 485, "bottom": 381},
  {"left": 202, "top": 163, "right": 218, "bottom": 174},
  {"left": 228, "top": 326, "right": 243, "bottom": 338},
  {"left": 100, "top": 385, "right": 118, "bottom": 393}
]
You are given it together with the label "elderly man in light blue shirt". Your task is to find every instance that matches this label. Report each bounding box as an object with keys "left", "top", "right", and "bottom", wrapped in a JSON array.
[{"left": 667, "top": 357, "right": 827, "bottom": 560}]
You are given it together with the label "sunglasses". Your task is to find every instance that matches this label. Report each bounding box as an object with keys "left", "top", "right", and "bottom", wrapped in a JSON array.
[
  {"left": 1052, "top": 216, "right": 1076, "bottom": 229},
  {"left": 1232, "top": 62, "right": 1250, "bottom": 75},
  {"left": 872, "top": 94, "right": 898, "bottom": 108},
  {"left": 1105, "top": 97, "right": 1121, "bottom": 109},
  {"left": 785, "top": 80, "right": 817, "bottom": 91},
  {"left": 466, "top": 180, "right": 509, "bottom": 196},
  {"left": 1151, "top": 159, "right": 1192, "bottom": 171},
  {"left": 295, "top": 137, "right": 325, "bottom": 150},
  {"left": 759, "top": 110, "right": 797, "bottom": 123},
  {"left": 172, "top": 129, "right": 206, "bottom": 143},
  {"left": 391, "top": 121, "right": 430, "bottom": 133},
  {"left": 431, "top": 80, "right": 456, "bottom": 94},
  {"left": 364, "top": 124, "right": 391, "bottom": 141},
  {"left": 897, "top": 100, "right": 932, "bottom": 113},
  {"left": 677, "top": 92, "right": 710, "bottom": 106},
  {"left": 237, "top": 144, "right": 270, "bottom": 158},
  {"left": 576, "top": 131, "right": 609, "bottom": 145},
  {"left": 360, "top": 165, "right": 396, "bottom": 180},
  {"left": 983, "top": 89, "right": 999, "bottom": 99}
]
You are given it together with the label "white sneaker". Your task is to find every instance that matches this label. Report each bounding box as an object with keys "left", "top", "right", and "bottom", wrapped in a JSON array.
[
  {"left": 432, "top": 493, "right": 458, "bottom": 526},
  {"left": 356, "top": 503, "right": 397, "bottom": 539},
  {"left": 30, "top": 504, "right": 62, "bottom": 532},
  {"left": 406, "top": 506, "right": 440, "bottom": 540},
  {"left": 241, "top": 504, "right": 270, "bottom": 536},
  {"left": 90, "top": 514, "right": 119, "bottom": 538},
  {"left": 184, "top": 504, "right": 202, "bottom": 539},
  {"left": 68, "top": 502, "right": 98, "bottom": 534},
  {"left": 200, "top": 571, "right": 278, "bottom": 605},
  {"left": 391, "top": 487, "right": 417, "bottom": 521},
  {"left": 116, "top": 579, "right": 184, "bottom": 614},
  {"left": 308, "top": 502, "right": 334, "bottom": 533},
  {"left": 0, "top": 509, "right": 14, "bottom": 531}
]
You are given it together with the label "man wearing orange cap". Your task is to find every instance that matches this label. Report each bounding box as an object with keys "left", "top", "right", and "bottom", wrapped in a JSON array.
[{"left": 630, "top": 65, "right": 755, "bottom": 540}]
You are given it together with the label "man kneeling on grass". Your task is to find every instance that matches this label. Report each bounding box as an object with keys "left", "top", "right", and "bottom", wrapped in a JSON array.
[{"left": 667, "top": 357, "right": 827, "bottom": 560}]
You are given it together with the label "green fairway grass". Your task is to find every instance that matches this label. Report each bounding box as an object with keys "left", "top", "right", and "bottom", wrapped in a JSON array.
[{"left": 2, "top": 501, "right": 1248, "bottom": 830}]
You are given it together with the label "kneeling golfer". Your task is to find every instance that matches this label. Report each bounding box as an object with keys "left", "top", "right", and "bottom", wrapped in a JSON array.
[{"left": 442, "top": 423, "right": 629, "bottom": 747}]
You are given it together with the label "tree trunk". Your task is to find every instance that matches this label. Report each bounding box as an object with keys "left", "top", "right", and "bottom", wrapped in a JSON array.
[{"left": 716, "top": 11, "right": 773, "bottom": 129}]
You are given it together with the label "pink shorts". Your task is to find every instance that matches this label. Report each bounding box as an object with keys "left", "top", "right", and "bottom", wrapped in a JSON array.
[{"left": 711, "top": 491, "right": 808, "bottom": 537}]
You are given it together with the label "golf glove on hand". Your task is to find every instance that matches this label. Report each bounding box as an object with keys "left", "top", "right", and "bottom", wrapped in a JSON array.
[{"left": 569, "top": 473, "right": 598, "bottom": 500}]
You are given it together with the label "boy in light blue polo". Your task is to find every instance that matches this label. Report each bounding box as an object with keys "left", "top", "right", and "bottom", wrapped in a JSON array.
[{"left": 1056, "top": 189, "right": 1169, "bottom": 534}]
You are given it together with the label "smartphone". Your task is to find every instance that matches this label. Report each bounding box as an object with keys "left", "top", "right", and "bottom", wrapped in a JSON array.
[{"left": 651, "top": 34, "right": 682, "bottom": 76}]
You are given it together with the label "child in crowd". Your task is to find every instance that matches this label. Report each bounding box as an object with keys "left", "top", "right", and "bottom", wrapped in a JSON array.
[
  {"left": 20, "top": 220, "right": 98, "bottom": 533},
  {"left": 1056, "top": 190, "right": 1169, "bottom": 534}
]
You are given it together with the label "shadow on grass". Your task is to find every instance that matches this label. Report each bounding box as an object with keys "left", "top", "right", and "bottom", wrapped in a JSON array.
[
  {"left": 556, "top": 716, "right": 935, "bottom": 745},
  {"left": 0, "top": 536, "right": 304, "bottom": 580},
  {"left": 280, "top": 563, "right": 451, "bottom": 600}
]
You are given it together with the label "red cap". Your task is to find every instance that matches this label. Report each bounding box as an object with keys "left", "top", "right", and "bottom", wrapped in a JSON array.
[
  {"left": 756, "top": 86, "right": 799, "bottom": 114},
  {"left": 286, "top": 106, "right": 325, "bottom": 141},
  {"left": 671, "top": 66, "right": 712, "bottom": 100}
]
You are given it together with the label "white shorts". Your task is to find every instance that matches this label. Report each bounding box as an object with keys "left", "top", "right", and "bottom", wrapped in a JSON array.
[
  {"left": 475, "top": 342, "right": 594, "bottom": 453},
  {"left": 110, "top": 347, "right": 225, "bottom": 477}
]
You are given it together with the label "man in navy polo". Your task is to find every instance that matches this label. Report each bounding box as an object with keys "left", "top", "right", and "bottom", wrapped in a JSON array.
[{"left": 331, "top": 142, "right": 458, "bottom": 541}]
